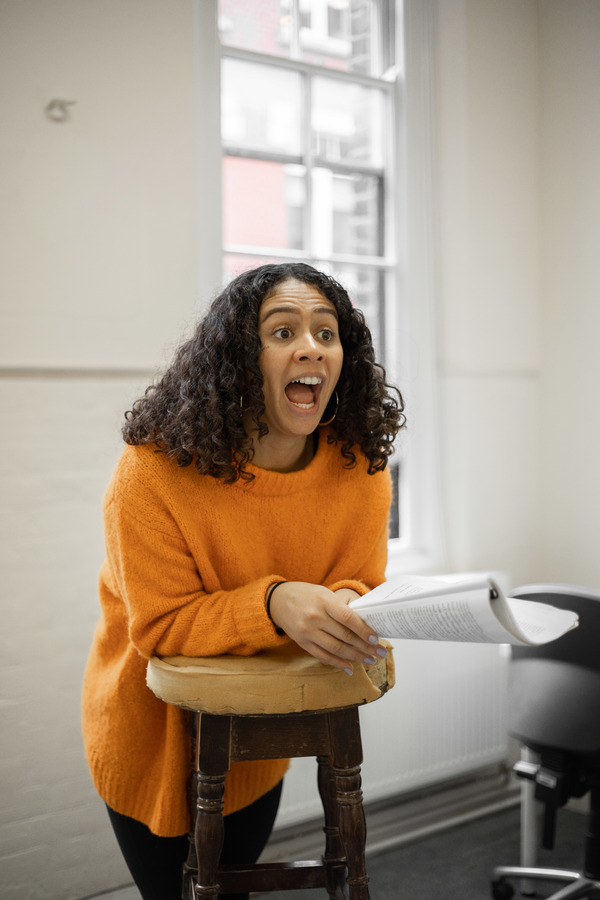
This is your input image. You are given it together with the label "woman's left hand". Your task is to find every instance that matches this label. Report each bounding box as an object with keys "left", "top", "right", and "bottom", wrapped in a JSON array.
[
  {"left": 333, "top": 587, "right": 361, "bottom": 606},
  {"left": 267, "top": 581, "right": 386, "bottom": 674}
]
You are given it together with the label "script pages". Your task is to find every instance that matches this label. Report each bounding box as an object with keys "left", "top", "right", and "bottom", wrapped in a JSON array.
[{"left": 349, "top": 576, "right": 579, "bottom": 645}]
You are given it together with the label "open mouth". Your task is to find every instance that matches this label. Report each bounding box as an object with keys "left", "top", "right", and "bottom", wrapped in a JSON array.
[{"left": 284, "top": 376, "right": 323, "bottom": 410}]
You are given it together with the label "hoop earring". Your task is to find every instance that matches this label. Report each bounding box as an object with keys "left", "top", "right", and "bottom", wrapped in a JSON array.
[{"left": 319, "top": 390, "right": 339, "bottom": 427}]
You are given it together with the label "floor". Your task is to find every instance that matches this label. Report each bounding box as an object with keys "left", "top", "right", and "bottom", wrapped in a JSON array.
[{"left": 94, "top": 802, "right": 587, "bottom": 900}]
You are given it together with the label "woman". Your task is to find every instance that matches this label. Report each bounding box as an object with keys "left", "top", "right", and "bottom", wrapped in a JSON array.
[{"left": 82, "top": 262, "right": 405, "bottom": 900}]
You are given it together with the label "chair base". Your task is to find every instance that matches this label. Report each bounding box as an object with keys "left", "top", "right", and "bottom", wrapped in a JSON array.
[{"left": 491, "top": 865, "right": 600, "bottom": 900}]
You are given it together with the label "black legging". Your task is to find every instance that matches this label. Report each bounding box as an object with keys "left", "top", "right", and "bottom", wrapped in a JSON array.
[{"left": 106, "top": 779, "right": 283, "bottom": 900}]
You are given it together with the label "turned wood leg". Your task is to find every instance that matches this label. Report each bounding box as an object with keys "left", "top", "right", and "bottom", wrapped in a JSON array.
[
  {"left": 182, "top": 714, "right": 199, "bottom": 900},
  {"left": 182, "top": 771, "right": 199, "bottom": 899},
  {"left": 192, "top": 714, "right": 231, "bottom": 900},
  {"left": 318, "top": 754, "right": 348, "bottom": 900},
  {"left": 194, "top": 771, "right": 226, "bottom": 899},
  {"left": 333, "top": 762, "right": 370, "bottom": 900},
  {"left": 329, "top": 708, "right": 370, "bottom": 900}
]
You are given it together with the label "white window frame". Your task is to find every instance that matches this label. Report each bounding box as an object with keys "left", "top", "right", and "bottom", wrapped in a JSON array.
[
  {"left": 386, "top": 0, "right": 443, "bottom": 575},
  {"left": 218, "top": 0, "right": 443, "bottom": 572}
]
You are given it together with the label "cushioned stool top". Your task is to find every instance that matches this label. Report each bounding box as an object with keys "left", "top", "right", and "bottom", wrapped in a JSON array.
[{"left": 146, "top": 640, "right": 394, "bottom": 715}]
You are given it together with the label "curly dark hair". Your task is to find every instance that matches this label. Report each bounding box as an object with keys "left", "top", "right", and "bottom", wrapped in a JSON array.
[{"left": 123, "top": 262, "right": 406, "bottom": 482}]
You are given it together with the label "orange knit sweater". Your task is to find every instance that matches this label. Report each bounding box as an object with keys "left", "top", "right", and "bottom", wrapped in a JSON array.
[{"left": 81, "top": 433, "right": 391, "bottom": 836}]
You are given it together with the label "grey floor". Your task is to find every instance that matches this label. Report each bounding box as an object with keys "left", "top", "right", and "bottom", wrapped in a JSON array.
[
  {"left": 97, "top": 804, "right": 587, "bottom": 900},
  {"left": 99, "top": 889, "right": 139, "bottom": 900}
]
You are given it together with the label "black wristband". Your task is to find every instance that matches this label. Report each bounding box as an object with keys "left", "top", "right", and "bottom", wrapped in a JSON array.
[{"left": 266, "top": 581, "right": 286, "bottom": 635}]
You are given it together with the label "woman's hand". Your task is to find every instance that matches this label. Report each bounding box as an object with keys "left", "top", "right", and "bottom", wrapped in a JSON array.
[{"left": 267, "top": 582, "right": 387, "bottom": 674}]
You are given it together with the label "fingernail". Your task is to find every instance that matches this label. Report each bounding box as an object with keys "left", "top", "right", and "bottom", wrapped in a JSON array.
[
  {"left": 344, "top": 667, "right": 353, "bottom": 676},
  {"left": 364, "top": 656, "right": 376, "bottom": 665},
  {"left": 368, "top": 635, "right": 379, "bottom": 645},
  {"left": 376, "top": 647, "right": 388, "bottom": 658}
]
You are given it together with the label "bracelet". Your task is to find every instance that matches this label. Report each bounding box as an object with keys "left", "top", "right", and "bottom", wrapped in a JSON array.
[{"left": 266, "top": 581, "right": 286, "bottom": 635}]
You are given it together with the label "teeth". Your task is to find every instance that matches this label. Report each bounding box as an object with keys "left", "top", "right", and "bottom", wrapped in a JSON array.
[{"left": 291, "top": 377, "right": 322, "bottom": 385}]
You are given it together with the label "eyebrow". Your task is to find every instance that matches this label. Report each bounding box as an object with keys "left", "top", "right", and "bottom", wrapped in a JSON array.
[{"left": 260, "top": 304, "right": 338, "bottom": 322}]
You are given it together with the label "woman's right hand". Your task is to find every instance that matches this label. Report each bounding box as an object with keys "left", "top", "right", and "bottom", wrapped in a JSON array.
[{"left": 267, "top": 581, "right": 386, "bottom": 674}]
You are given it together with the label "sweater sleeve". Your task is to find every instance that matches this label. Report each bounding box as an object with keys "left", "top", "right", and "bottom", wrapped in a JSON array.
[
  {"left": 326, "top": 465, "right": 392, "bottom": 597},
  {"left": 328, "top": 519, "right": 389, "bottom": 598},
  {"left": 102, "top": 495, "right": 288, "bottom": 660}
]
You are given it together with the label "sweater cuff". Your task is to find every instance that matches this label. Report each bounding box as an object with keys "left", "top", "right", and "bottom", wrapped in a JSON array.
[
  {"left": 232, "top": 576, "right": 290, "bottom": 649},
  {"left": 265, "top": 582, "right": 286, "bottom": 635},
  {"left": 328, "top": 579, "right": 372, "bottom": 597}
]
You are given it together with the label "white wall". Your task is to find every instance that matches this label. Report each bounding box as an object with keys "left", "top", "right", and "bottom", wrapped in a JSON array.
[
  {"left": 0, "top": 0, "right": 220, "bottom": 369},
  {"left": 434, "top": 0, "right": 542, "bottom": 584},
  {"left": 0, "top": 2, "right": 221, "bottom": 899},
  {"left": 538, "top": 0, "right": 600, "bottom": 587},
  {"left": 434, "top": 0, "right": 600, "bottom": 592},
  {"left": 2, "top": 1, "right": 600, "bottom": 898}
]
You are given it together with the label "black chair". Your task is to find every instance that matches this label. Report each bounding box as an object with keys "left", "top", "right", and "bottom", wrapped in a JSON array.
[{"left": 491, "top": 584, "right": 600, "bottom": 900}]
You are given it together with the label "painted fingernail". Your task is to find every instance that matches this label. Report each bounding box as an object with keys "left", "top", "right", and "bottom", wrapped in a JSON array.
[
  {"left": 364, "top": 656, "right": 376, "bottom": 665},
  {"left": 368, "top": 635, "right": 379, "bottom": 645},
  {"left": 376, "top": 647, "right": 388, "bottom": 658},
  {"left": 344, "top": 667, "right": 354, "bottom": 676}
]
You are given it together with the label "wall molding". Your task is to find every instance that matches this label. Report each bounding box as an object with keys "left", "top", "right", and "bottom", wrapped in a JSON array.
[{"left": 0, "top": 366, "right": 155, "bottom": 379}]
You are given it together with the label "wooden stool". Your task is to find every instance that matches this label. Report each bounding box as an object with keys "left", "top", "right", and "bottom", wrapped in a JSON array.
[{"left": 147, "top": 641, "right": 394, "bottom": 900}]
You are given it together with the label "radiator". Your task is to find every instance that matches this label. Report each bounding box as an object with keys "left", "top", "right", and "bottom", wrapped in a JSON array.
[{"left": 276, "top": 640, "right": 510, "bottom": 827}]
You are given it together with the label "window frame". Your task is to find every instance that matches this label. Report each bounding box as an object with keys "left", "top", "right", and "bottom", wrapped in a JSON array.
[
  {"left": 221, "top": 45, "right": 396, "bottom": 268},
  {"left": 218, "top": 0, "right": 443, "bottom": 569}
]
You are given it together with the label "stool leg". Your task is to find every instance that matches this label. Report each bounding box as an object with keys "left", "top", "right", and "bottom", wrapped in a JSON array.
[
  {"left": 333, "top": 762, "right": 370, "bottom": 900},
  {"left": 183, "top": 769, "right": 199, "bottom": 899},
  {"left": 318, "top": 754, "right": 348, "bottom": 900},
  {"left": 192, "top": 714, "right": 231, "bottom": 900},
  {"left": 330, "top": 709, "right": 371, "bottom": 900},
  {"left": 183, "top": 714, "right": 199, "bottom": 900},
  {"left": 194, "top": 772, "right": 226, "bottom": 899}
]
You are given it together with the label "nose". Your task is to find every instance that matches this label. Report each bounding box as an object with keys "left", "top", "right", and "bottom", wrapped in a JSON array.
[{"left": 294, "top": 331, "right": 323, "bottom": 361}]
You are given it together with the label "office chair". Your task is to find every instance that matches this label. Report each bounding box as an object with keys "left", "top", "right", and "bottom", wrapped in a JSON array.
[{"left": 491, "top": 584, "right": 600, "bottom": 900}]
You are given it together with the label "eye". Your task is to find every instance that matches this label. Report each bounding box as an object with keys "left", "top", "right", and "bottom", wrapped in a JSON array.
[
  {"left": 274, "top": 326, "right": 292, "bottom": 340},
  {"left": 318, "top": 328, "right": 336, "bottom": 342}
]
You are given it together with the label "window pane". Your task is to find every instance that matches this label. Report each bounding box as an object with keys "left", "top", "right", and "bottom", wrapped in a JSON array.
[
  {"left": 222, "top": 253, "right": 291, "bottom": 284},
  {"left": 312, "top": 77, "right": 384, "bottom": 167},
  {"left": 219, "top": 0, "right": 289, "bottom": 58},
  {"left": 223, "top": 157, "right": 306, "bottom": 250},
  {"left": 311, "top": 169, "right": 381, "bottom": 257},
  {"left": 222, "top": 59, "right": 302, "bottom": 156},
  {"left": 299, "top": 0, "right": 379, "bottom": 75},
  {"left": 319, "top": 262, "right": 384, "bottom": 359},
  {"left": 219, "top": 0, "right": 385, "bottom": 75}
]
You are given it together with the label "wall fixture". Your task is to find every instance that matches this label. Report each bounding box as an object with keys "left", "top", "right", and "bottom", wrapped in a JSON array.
[{"left": 45, "top": 99, "right": 76, "bottom": 123}]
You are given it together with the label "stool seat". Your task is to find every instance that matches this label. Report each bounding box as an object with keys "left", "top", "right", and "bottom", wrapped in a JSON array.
[
  {"left": 146, "top": 640, "right": 394, "bottom": 715},
  {"left": 146, "top": 641, "right": 395, "bottom": 900}
]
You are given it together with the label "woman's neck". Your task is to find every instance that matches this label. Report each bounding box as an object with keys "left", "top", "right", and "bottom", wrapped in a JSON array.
[{"left": 249, "top": 430, "right": 317, "bottom": 473}]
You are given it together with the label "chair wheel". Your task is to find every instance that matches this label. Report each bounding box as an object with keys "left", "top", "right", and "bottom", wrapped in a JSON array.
[{"left": 491, "top": 880, "right": 515, "bottom": 900}]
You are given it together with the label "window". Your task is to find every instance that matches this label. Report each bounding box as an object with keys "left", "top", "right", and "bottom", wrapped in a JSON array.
[{"left": 218, "top": 0, "right": 406, "bottom": 541}]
